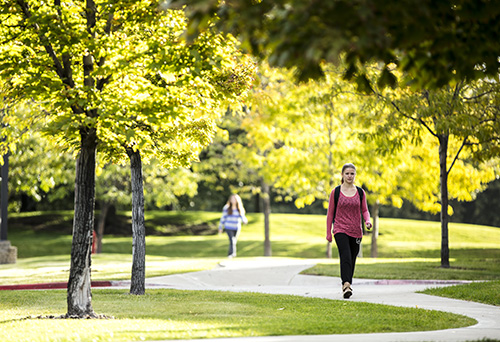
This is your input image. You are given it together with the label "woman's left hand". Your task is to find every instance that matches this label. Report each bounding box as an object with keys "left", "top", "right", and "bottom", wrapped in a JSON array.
[{"left": 366, "top": 222, "right": 373, "bottom": 230}]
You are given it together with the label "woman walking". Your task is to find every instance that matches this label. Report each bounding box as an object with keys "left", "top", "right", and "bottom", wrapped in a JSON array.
[
  {"left": 326, "top": 163, "right": 372, "bottom": 298},
  {"left": 219, "top": 194, "right": 248, "bottom": 258}
]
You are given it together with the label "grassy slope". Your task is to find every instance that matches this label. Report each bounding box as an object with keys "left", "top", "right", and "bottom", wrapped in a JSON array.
[
  {"left": 5, "top": 211, "right": 500, "bottom": 283},
  {"left": 1, "top": 211, "right": 498, "bottom": 341},
  {"left": 9, "top": 211, "right": 500, "bottom": 257}
]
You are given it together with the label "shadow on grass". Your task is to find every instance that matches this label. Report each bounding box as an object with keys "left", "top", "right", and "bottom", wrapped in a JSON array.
[
  {"left": 10, "top": 231, "right": 72, "bottom": 258},
  {"left": 101, "top": 238, "right": 328, "bottom": 259},
  {"left": 11, "top": 225, "right": 500, "bottom": 264},
  {"left": 0, "top": 289, "right": 477, "bottom": 338}
]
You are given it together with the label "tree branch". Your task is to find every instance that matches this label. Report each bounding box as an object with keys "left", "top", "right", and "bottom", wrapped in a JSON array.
[
  {"left": 62, "top": 53, "right": 75, "bottom": 88},
  {"left": 53, "top": 0, "right": 75, "bottom": 88},
  {"left": 82, "top": 0, "right": 98, "bottom": 114},
  {"left": 15, "top": 0, "right": 76, "bottom": 89},
  {"left": 16, "top": 0, "right": 63, "bottom": 78},
  {"left": 95, "top": 12, "right": 115, "bottom": 90},
  {"left": 54, "top": 0, "right": 62, "bottom": 17},
  {"left": 85, "top": 0, "right": 113, "bottom": 92},
  {"left": 416, "top": 117, "right": 438, "bottom": 138},
  {"left": 447, "top": 136, "right": 467, "bottom": 175},
  {"left": 418, "top": 90, "right": 442, "bottom": 138},
  {"left": 447, "top": 81, "right": 464, "bottom": 115},
  {"left": 372, "top": 89, "right": 439, "bottom": 138},
  {"left": 104, "top": 11, "right": 114, "bottom": 35},
  {"left": 1, "top": 30, "right": 25, "bottom": 45},
  {"left": 452, "top": 81, "right": 463, "bottom": 102},
  {"left": 86, "top": 0, "right": 97, "bottom": 36},
  {"left": 463, "top": 90, "right": 496, "bottom": 101}
]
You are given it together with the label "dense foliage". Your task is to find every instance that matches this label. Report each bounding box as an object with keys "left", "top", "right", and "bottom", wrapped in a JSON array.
[{"left": 173, "top": 0, "right": 500, "bottom": 90}]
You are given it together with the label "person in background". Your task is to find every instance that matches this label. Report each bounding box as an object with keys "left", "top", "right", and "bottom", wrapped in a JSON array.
[
  {"left": 219, "top": 194, "right": 248, "bottom": 258},
  {"left": 326, "top": 163, "right": 372, "bottom": 298}
]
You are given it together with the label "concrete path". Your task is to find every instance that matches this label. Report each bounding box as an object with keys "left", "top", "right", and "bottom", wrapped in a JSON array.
[{"left": 135, "top": 257, "right": 500, "bottom": 342}]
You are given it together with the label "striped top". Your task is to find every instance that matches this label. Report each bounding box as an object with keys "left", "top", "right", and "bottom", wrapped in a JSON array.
[{"left": 218, "top": 205, "right": 248, "bottom": 231}]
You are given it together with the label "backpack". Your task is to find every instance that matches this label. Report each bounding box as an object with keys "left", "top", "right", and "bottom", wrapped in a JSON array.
[{"left": 332, "top": 185, "right": 365, "bottom": 228}]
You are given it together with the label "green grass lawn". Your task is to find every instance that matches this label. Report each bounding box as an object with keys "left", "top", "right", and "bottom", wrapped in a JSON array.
[
  {"left": 9, "top": 211, "right": 500, "bottom": 258},
  {"left": 420, "top": 280, "right": 500, "bottom": 306},
  {"left": 0, "top": 289, "right": 475, "bottom": 342},
  {"left": 7, "top": 211, "right": 500, "bottom": 281},
  {"left": 304, "top": 256, "right": 500, "bottom": 281},
  {"left": 0, "top": 254, "right": 222, "bottom": 285},
  {"left": 2, "top": 211, "right": 499, "bottom": 341}
]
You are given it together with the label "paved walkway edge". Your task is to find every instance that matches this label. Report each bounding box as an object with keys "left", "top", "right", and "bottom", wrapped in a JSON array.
[
  {"left": 3, "top": 257, "right": 500, "bottom": 342},
  {"left": 142, "top": 258, "right": 500, "bottom": 342}
]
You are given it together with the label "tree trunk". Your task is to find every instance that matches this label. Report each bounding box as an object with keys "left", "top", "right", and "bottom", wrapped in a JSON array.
[
  {"left": 1, "top": 152, "right": 8, "bottom": 241},
  {"left": 326, "top": 107, "right": 335, "bottom": 259},
  {"left": 66, "top": 133, "right": 97, "bottom": 318},
  {"left": 261, "top": 179, "right": 272, "bottom": 256},
  {"left": 127, "top": 148, "right": 146, "bottom": 295},
  {"left": 370, "top": 200, "right": 380, "bottom": 258},
  {"left": 439, "top": 135, "right": 450, "bottom": 268},
  {"left": 95, "top": 202, "right": 111, "bottom": 254},
  {"left": 254, "top": 193, "right": 260, "bottom": 212}
]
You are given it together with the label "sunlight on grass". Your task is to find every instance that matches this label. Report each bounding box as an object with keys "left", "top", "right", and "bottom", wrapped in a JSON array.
[
  {"left": 0, "top": 289, "right": 476, "bottom": 342},
  {"left": 9, "top": 212, "right": 500, "bottom": 259},
  {"left": 2, "top": 212, "right": 499, "bottom": 341},
  {"left": 304, "top": 256, "right": 500, "bottom": 281},
  {"left": 4, "top": 214, "right": 500, "bottom": 284},
  {"left": 421, "top": 280, "right": 500, "bottom": 306},
  {"left": 0, "top": 255, "right": 220, "bottom": 285}
]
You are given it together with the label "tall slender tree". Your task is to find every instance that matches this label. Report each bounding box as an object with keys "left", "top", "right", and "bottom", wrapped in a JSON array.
[{"left": 369, "top": 76, "right": 500, "bottom": 267}]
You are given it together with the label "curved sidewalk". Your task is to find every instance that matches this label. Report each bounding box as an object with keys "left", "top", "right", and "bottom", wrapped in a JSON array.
[{"left": 141, "top": 257, "right": 500, "bottom": 342}]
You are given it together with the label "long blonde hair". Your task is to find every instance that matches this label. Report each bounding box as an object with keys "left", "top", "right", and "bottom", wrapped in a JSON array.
[{"left": 226, "top": 194, "right": 246, "bottom": 216}]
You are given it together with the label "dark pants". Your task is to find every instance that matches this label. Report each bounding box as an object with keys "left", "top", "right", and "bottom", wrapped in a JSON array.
[
  {"left": 226, "top": 229, "right": 239, "bottom": 257},
  {"left": 334, "top": 233, "right": 361, "bottom": 285}
]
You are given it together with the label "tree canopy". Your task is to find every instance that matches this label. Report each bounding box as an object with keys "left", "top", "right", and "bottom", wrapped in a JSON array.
[
  {"left": 1, "top": 0, "right": 254, "bottom": 316},
  {"left": 173, "top": 0, "right": 500, "bottom": 89}
]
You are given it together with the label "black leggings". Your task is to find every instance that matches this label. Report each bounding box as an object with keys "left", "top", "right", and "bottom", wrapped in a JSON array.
[{"left": 334, "top": 233, "right": 361, "bottom": 285}]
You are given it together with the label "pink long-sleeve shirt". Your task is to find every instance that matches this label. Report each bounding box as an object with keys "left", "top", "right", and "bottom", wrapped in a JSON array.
[{"left": 326, "top": 188, "right": 371, "bottom": 241}]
